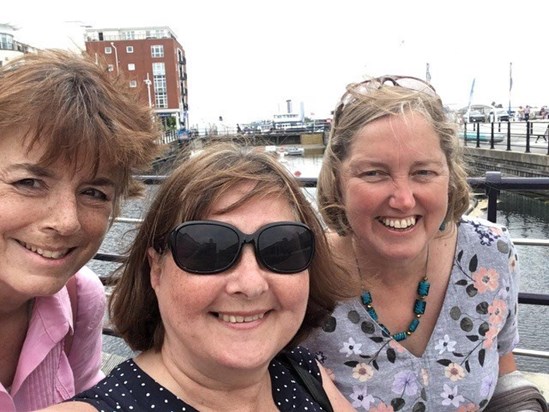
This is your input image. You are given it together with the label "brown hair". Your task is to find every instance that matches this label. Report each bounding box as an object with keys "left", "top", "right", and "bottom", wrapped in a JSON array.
[
  {"left": 0, "top": 49, "right": 162, "bottom": 215},
  {"left": 110, "top": 141, "right": 355, "bottom": 352},
  {"left": 319, "top": 81, "right": 471, "bottom": 235}
]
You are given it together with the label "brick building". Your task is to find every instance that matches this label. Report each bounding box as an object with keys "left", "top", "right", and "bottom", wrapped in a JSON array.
[{"left": 85, "top": 26, "right": 188, "bottom": 131}]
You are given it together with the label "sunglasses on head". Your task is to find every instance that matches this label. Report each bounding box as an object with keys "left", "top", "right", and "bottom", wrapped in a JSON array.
[
  {"left": 165, "top": 220, "right": 315, "bottom": 274},
  {"left": 333, "top": 75, "right": 440, "bottom": 129}
]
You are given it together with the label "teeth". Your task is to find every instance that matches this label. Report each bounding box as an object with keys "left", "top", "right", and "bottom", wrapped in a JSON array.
[
  {"left": 381, "top": 216, "right": 416, "bottom": 229},
  {"left": 218, "top": 313, "right": 265, "bottom": 323},
  {"left": 22, "top": 242, "right": 69, "bottom": 259}
]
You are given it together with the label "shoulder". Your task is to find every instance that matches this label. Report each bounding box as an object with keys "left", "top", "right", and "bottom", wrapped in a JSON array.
[
  {"left": 458, "top": 216, "right": 514, "bottom": 245},
  {"left": 72, "top": 267, "right": 106, "bottom": 319},
  {"left": 72, "top": 359, "right": 188, "bottom": 409},
  {"left": 275, "top": 346, "right": 322, "bottom": 380},
  {"left": 74, "top": 266, "right": 104, "bottom": 291}
]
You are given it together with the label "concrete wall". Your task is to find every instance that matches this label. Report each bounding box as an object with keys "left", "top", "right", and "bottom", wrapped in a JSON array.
[{"left": 464, "top": 147, "right": 549, "bottom": 177}]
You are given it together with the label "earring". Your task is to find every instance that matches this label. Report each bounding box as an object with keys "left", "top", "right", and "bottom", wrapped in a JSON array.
[{"left": 439, "top": 221, "right": 446, "bottom": 231}]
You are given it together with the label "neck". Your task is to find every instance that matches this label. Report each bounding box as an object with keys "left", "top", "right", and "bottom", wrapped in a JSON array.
[
  {"left": 352, "top": 237, "right": 430, "bottom": 286},
  {"left": 136, "top": 350, "right": 277, "bottom": 412}
]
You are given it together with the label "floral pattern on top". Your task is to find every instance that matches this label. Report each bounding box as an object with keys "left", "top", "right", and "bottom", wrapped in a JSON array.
[{"left": 303, "top": 217, "right": 520, "bottom": 411}]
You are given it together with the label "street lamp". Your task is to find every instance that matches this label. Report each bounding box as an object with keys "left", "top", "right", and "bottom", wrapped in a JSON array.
[
  {"left": 144, "top": 73, "right": 152, "bottom": 108},
  {"left": 110, "top": 42, "right": 119, "bottom": 75}
]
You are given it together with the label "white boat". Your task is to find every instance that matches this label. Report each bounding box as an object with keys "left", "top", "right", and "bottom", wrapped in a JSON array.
[{"left": 284, "top": 146, "right": 304, "bottom": 156}]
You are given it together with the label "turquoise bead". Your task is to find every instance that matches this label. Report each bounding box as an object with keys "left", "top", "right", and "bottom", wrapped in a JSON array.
[
  {"left": 408, "top": 318, "right": 420, "bottom": 332},
  {"left": 414, "top": 299, "right": 427, "bottom": 315},
  {"left": 366, "top": 307, "right": 378, "bottom": 321},
  {"left": 417, "top": 279, "right": 430, "bottom": 297},
  {"left": 361, "top": 291, "right": 372, "bottom": 305},
  {"left": 393, "top": 332, "right": 407, "bottom": 341}
]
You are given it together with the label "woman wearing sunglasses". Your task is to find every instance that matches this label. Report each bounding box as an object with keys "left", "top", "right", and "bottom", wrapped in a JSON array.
[
  {"left": 41, "top": 142, "right": 355, "bottom": 411},
  {"left": 303, "top": 76, "right": 546, "bottom": 411}
]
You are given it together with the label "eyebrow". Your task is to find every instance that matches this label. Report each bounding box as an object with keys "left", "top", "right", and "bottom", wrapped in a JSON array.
[
  {"left": 6, "top": 163, "right": 117, "bottom": 187},
  {"left": 6, "top": 163, "right": 54, "bottom": 178}
]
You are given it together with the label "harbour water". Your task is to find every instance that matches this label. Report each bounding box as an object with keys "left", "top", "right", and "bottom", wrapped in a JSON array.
[{"left": 94, "top": 151, "right": 549, "bottom": 373}]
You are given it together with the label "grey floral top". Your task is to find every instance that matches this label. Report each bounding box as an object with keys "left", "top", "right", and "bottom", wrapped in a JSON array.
[{"left": 304, "top": 217, "right": 520, "bottom": 411}]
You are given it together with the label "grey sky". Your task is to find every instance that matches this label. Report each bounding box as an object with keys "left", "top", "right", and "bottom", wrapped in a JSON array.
[{"left": 5, "top": 0, "right": 548, "bottom": 127}]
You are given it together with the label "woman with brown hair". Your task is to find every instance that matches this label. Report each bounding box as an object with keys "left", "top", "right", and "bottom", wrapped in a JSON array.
[{"left": 0, "top": 49, "right": 161, "bottom": 411}]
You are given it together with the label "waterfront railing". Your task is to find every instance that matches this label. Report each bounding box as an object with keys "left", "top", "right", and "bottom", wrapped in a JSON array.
[{"left": 95, "top": 172, "right": 549, "bottom": 361}]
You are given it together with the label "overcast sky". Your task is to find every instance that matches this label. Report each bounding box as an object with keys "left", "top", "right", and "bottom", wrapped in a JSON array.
[{"left": 4, "top": 0, "right": 549, "bottom": 126}]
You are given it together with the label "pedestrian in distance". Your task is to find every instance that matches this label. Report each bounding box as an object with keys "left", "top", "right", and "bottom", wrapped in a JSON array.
[
  {"left": 0, "top": 49, "right": 162, "bottom": 412},
  {"left": 535, "top": 124, "right": 549, "bottom": 143},
  {"left": 303, "top": 75, "right": 547, "bottom": 411},
  {"left": 39, "top": 142, "right": 356, "bottom": 412}
]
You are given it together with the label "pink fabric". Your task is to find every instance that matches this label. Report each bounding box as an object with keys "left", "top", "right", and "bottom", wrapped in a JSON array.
[{"left": 0, "top": 267, "right": 106, "bottom": 412}]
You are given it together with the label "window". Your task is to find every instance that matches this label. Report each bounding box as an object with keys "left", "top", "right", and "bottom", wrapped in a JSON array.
[
  {"left": 128, "top": 63, "right": 135, "bottom": 71},
  {"left": 153, "top": 63, "right": 167, "bottom": 108},
  {"left": 129, "top": 80, "right": 137, "bottom": 88},
  {"left": 105, "top": 46, "right": 112, "bottom": 54},
  {"left": 151, "top": 45, "right": 164, "bottom": 58},
  {"left": 126, "top": 46, "right": 134, "bottom": 53},
  {"left": 107, "top": 64, "right": 114, "bottom": 72}
]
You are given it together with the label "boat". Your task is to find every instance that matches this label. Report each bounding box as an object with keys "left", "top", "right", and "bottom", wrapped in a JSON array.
[
  {"left": 459, "top": 130, "right": 505, "bottom": 143},
  {"left": 284, "top": 146, "right": 304, "bottom": 156}
]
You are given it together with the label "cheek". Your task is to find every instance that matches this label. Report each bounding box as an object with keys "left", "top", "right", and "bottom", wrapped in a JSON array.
[
  {"left": 274, "top": 273, "right": 309, "bottom": 314},
  {"left": 82, "top": 210, "right": 112, "bottom": 240}
]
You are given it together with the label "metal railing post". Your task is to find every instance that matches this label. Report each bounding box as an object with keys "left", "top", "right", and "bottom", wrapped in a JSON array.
[
  {"left": 525, "top": 121, "right": 531, "bottom": 153},
  {"left": 484, "top": 171, "right": 501, "bottom": 223},
  {"left": 507, "top": 121, "right": 512, "bottom": 151}
]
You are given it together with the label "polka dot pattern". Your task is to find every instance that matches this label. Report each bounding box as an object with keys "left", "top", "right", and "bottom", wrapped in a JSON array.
[{"left": 71, "top": 346, "right": 327, "bottom": 411}]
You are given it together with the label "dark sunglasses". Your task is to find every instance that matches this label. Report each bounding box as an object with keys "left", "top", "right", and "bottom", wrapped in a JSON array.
[
  {"left": 333, "top": 75, "right": 439, "bottom": 129},
  {"left": 165, "top": 220, "right": 315, "bottom": 274}
]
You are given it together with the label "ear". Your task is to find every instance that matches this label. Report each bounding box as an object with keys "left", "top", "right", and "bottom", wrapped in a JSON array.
[{"left": 147, "top": 247, "right": 163, "bottom": 290}]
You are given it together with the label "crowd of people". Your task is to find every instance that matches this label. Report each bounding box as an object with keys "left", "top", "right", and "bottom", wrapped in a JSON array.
[{"left": 0, "top": 50, "right": 547, "bottom": 411}]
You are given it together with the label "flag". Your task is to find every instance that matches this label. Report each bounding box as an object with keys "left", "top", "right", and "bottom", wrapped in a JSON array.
[
  {"left": 426, "top": 63, "right": 431, "bottom": 83},
  {"left": 509, "top": 62, "right": 513, "bottom": 92},
  {"left": 508, "top": 62, "right": 513, "bottom": 113},
  {"left": 468, "top": 78, "right": 476, "bottom": 107}
]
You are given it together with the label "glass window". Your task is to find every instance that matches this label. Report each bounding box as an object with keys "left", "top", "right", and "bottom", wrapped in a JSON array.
[
  {"left": 128, "top": 63, "right": 135, "bottom": 71},
  {"left": 126, "top": 46, "right": 134, "bottom": 53},
  {"left": 152, "top": 62, "right": 165, "bottom": 75},
  {"left": 129, "top": 80, "right": 137, "bottom": 88},
  {"left": 151, "top": 45, "right": 164, "bottom": 58},
  {"left": 105, "top": 46, "right": 112, "bottom": 54},
  {"left": 107, "top": 64, "right": 114, "bottom": 72}
]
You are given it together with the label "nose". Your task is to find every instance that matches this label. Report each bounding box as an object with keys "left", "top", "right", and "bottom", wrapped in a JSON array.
[
  {"left": 388, "top": 179, "right": 416, "bottom": 211},
  {"left": 225, "top": 244, "right": 269, "bottom": 299},
  {"left": 43, "top": 194, "right": 82, "bottom": 235}
]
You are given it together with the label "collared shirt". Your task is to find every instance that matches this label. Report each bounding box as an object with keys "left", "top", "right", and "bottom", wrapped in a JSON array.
[{"left": 0, "top": 267, "right": 106, "bottom": 412}]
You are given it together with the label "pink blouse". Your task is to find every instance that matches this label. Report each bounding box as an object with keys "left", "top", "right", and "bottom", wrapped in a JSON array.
[{"left": 0, "top": 267, "right": 106, "bottom": 411}]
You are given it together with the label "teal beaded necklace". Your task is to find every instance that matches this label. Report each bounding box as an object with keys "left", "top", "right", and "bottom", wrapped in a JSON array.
[{"left": 355, "top": 247, "right": 431, "bottom": 342}]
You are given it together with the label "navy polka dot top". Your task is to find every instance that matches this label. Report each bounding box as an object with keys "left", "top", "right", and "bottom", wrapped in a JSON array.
[{"left": 71, "top": 346, "right": 327, "bottom": 411}]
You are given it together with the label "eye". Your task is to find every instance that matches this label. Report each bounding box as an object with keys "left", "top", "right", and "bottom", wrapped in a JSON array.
[
  {"left": 358, "top": 170, "right": 381, "bottom": 177},
  {"left": 14, "top": 178, "right": 42, "bottom": 189},
  {"left": 81, "top": 187, "right": 110, "bottom": 201}
]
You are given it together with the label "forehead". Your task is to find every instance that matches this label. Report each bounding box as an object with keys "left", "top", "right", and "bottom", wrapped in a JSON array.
[
  {"left": 0, "top": 130, "right": 117, "bottom": 180},
  {"left": 352, "top": 113, "right": 441, "bottom": 151}
]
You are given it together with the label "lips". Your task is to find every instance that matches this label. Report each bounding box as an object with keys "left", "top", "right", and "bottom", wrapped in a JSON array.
[
  {"left": 379, "top": 216, "right": 417, "bottom": 229},
  {"left": 18, "top": 240, "right": 71, "bottom": 259},
  {"left": 217, "top": 312, "right": 266, "bottom": 323}
]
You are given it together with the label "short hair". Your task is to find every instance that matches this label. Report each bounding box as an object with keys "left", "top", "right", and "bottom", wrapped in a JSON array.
[
  {"left": 319, "top": 81, "right": 471, "bottom": 235},
  {"left": 0, "top": 49, "right": 162, "bottom": 215},
  {"left": 110, "top": 141, "right": 355, "bottom": 352}
]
